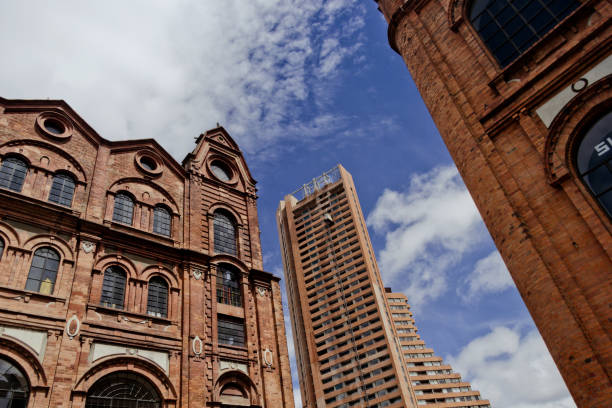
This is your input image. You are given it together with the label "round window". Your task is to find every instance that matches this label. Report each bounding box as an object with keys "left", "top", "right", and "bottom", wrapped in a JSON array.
[
  {"left": 43, "top": 118, "right": 65, "bottom": 135},
  {"left": 140, "top": 156, "right": 157, "bottom": 171},
  {"left": 211, "top": 161, "right": 232, "bottom": 182}
]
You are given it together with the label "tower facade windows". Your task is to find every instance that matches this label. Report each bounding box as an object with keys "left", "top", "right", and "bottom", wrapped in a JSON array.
[
  {"left": 213, "top": 210, "right": 237, "bottom": 256},
  {"left": 112, "top": 193, "right": 134, "bottom": 225},
  {"left": 147, "top": 276, "right": 169, "bottom": 318},
  {"left": 216, "top": 264, "right": 242, "bottom": 307},
  {"left": 576, "top": 110, "right": 612, "bottom": 218},
  {"left": 153, "top": 206, "right": 171, "bottom": 236},
  {"left": 25, "top": 247, "right": 60, "bottom": 295},
  {"left": 218, "top": 315, "right": 245, "bottom": 347},
  {"left": 469, "top": 0, "right": 580, "bottom": 66},
  {"left": 0, "top": 157, "right": 27, "bottom": 192},
  {"left": 100, "top": 265, "right": 127, "bottom": 309},
  {"left": 48, "top": 173, "right": 76, "bottom": 207}
]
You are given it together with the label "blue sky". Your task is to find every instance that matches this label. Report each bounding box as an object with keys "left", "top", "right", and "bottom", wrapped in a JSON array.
[{"left": 0, "top": 1, "right": 575, "bottom": 407}]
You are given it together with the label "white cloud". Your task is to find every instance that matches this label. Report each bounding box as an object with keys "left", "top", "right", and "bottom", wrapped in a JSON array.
[
  {"left": 448, "top": 327, "right": 576, "bottom": 408},
  {"left": 0, "top": 0, "right": 365, "bottom": 162},
  {"left": 460, "top": 250, "right": 514, "bottom": 302},
  {"left": 367, "top": 165, "right": 487, "bottom": 308}
]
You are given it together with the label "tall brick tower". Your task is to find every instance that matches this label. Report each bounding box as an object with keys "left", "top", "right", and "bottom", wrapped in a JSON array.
[
  {"left": 277, "top": 165, "right": 423, "bottom": 408},
  {"left": 375, "top": 1, "right": 611, "bottom": 406}
]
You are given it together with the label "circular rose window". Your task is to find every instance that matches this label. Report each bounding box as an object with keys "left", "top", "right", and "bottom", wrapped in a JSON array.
[
  {"left": 210, "top": 161, "right": 232, "bottom": 182},
  {"left": 135, "top": 152, "right": 163, "bottom": 177},
  {"left": 36, "top": 112, "right": 72, "bottom": 140}
]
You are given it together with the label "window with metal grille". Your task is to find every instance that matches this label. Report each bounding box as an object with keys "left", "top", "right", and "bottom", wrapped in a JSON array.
[
  {"left": 100, "top": 265, "right": 126, "bottom": 309},
  {"left": 112, "top": 193, "right": 134, "bottom": 225},
  {"left": 576, "top": 110, "right": 612, "bottom": 218},
  {"left": 214, "top": 210, "right": 237, "bottom": 256},
  {"left": 218, "top": 315, "right": 245, "bottom": 347},
  {"left": 0, "top": 157, "right": 28, "bottom": 192},
  {"left": 153, "top": 206, "right": 171, "bottom": 236},
  {"left": 216, "top": 264, "right": 242, "bottom": 307},
  {"left": 147, "top": 276, "right": 168, "bottom": 318},
  {"left": 469, "top": 0, "right": 580, "bottom": 67},
  {"left": 86, "top": 372, "right": 161, "bottom": 408},
  {"left": 0, "top": 357, "right": 29, "bottom": 408},
  {"left": 48, "top": 173, "right": 76, "bottom": 207},
  {"left": 25, "top": 247, "right": 60, "bottom": 295}
]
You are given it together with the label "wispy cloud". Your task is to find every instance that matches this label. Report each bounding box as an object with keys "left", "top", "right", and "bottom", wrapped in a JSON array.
[
  {"left": 459, "top": 250, "right": 514, "bottom": 302},
  {"left": 0, "top": 0, "right": 365, "bottom": 161},
  {"left": 448, "top": 327, "right": 575, "bottom": 408},
  {"left": 367, "top": 165, "right": 487, "bottom": 308}
]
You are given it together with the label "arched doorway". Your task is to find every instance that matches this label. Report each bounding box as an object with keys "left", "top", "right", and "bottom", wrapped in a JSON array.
[
  {"left": 0, "top": 356, "right": 29, "bottom": 408},
  {"left": 86, "top": 372, "right": 161, "bottom": 408}
]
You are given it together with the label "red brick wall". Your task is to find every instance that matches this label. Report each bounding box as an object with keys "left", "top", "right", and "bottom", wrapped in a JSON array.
[{"left": 375, "top": 1, "right": 612, "bottom": 406}]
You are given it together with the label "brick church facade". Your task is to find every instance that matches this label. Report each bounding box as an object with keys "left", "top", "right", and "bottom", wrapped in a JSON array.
[
  {"left": 375, "top": 0, "right": 611, "bottom": 406},
  {"left": 0, "top": 97, "right": 294, "bottom": 407}
]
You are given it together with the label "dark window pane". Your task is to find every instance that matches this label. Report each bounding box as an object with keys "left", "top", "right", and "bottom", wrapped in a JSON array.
[
  {"left": 576, "top": 111, "right": 612, "bottom": 218},
  {"left": 112, "top": 193, "right": 134, "bottom": 225},
  {"left": 25, "top": 247, "right": 59, "bottom": 295},
  {"left": 147, "top": 277, "right": 168, "bottom": 318},
  {"left": 86, "top": 372, "right": 160, "bottom": 408},
  {"left": 214, "top": 211, "right": 237, "bottom": 256},
  {"left": 0, "top": 357, "right": 29, "bottom": 408},
  {"left": 100, "top": 266, "right": 126, "bottom": 309},
  {"left": 216, "top": 264, "right": 242, "bottom": 307},
  {"left": 153, "top": 207, "right": 171, "bottom": 237},
  {"left": 0, "top": 239, "right": 4, "bottom": 258},
  {"left": 469, "top": 0, "right": 580, "bottom": 66},
  {"left": 49, "top": 173, "right": 76, "bottom": 207},
  {"left": 0, "top": 157, "right": 27, "bottom": 192},
  {"left": 218, "top": 316, "right": 245, "bottom": 347}
]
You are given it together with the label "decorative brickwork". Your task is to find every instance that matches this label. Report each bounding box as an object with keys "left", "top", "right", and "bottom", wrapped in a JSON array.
[
  {"left": 374, "top": 1, "right": 612, "bottom": 406},
  {"left": 0, "top": 97, "right": 294, "bottom": 407}
]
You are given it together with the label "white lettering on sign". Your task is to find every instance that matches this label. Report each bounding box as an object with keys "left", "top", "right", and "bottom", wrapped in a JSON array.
[{"left": 594, "top": 137, "right": 612, "bottom": 156}]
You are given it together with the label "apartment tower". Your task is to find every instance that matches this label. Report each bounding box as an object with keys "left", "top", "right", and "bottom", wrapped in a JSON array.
[
  {"left": 386, "top": 290, "right": 489, "bottom": 407},
  {"left": 277, "top": 165, "right": 417, "bottom": 408},
  {"left": 375, "top": 1, "right": 611, "bottom": 405}
]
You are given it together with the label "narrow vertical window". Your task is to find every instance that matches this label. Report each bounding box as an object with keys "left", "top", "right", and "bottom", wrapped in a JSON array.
[
  {"left": 218, "top": 315, "right": 245, "bottom": 347},
  {"left": 26, "top": 247, "right": 60, "bottom": 295},
  {"left": 147, "top": 276, "right": 168, "bottom": 318},
  {"left": 0, "top": 238, "right": 4, "bottom": 258},
  {"left": 214, "top": 210, "right": 237, "bottom": 256},
  {"left": 48, "top": 173, "right": 76, "bottom": 207},
  {"left": 576, "top": 111, "right": 612, "bottom": 218},
  {"left": 112, "top": 193, "right": 134, "bottom": 225},
  {"left": 216, "top": 264, "right": 242, "bottom": 306},
  {"left": 469, "top": 0, "right": 580, "bottom": 67},
  {"left": 100, "top": 265, "right": 126, "bottom": 309},
  {"left": 153, "top": 206, "right": 171, "bottom": 237},
  {"left": 0, "top": 157, "right": 28, "bottom": 192}
]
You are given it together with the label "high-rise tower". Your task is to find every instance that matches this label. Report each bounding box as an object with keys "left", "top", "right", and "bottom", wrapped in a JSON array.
[
  {"left": 277, "top": 165, "right": 417, "bottom": 408},
  {"left": 385, "top": 290, "right": 489, "bottom": 407},
  {"left": 375, "top": 1, "right": 611, "bottom": 406}
]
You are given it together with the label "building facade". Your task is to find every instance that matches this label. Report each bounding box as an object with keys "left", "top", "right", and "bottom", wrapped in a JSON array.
[
  {"left": 0, "top": 97, "right": 294, "bottom": 407},
  {"left": 276, "top": 165, "right": 419, "bottom": 408},
  {"left": 375, "top": 1, "right": 611, "bottom": 406},
  {"left": 385, "top": 290, "right": 489, "bottom": 408}
]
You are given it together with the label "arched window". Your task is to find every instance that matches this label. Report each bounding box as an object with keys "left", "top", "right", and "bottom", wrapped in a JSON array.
[
  {"left": 153, "top": 206, "right": 171, "bottom": 237},
  {"left": 86, "top": 372, "right": 161, "bottom": 408},
  {"left": 0, "top": 357, "right": 29, "bottom": 408},
  {"left": 112, "top": 193, "right": 134, "bottom": 225},
  {"left": 469, "top": 0, "right": 580, "bottom": 67},
  {"left": 0, "top": 238, "right": 4, "bottom": 258},
  {"left": 576, "top": 110, "right": 612, "bottom": 218},
  {"left": 217, "top": 264, "right": 242, "bottom": 307},
  {"left": 214, "top": 210, "right": 237, "bottom": 256},
  {"left": 48, "top": 173, "right": 76, "bottom": 207},
  {"left": 0, "top": 157, "right": 28, "bottom": 192},
  {"left": 25, "top": 247, "right": 60, "bottom": 295},
  {"left": 100, "top": 266, "right": 126, "bottom": 309},
  {"left": 147, "top": 276, "right": 168, "bottom": 318}
]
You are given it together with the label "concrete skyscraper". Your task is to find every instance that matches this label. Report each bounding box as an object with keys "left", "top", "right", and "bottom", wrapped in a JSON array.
[{"left": 277, "top": 165, "right": 488, "bottom": 408}]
